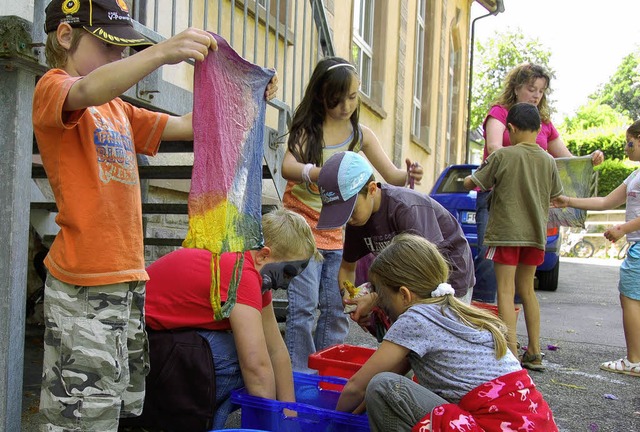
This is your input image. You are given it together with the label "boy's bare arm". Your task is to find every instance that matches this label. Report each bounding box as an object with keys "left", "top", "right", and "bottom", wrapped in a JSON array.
[
  {"left": 64, "top": 28, "right": 217, "bottom": 111},
  {"left": 162, "top": 113, "right": 193, "bottom": 141},
  {"left": 463, "top": 175, "right": 476, "bottom": 190},
  {"left": 337, "top": 259, "right": 357, "bottom": 298}
]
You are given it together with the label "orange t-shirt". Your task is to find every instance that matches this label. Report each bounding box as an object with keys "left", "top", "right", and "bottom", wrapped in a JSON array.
[
  {"left": 32, "top": 69, "right": 169, "bottom": 286},
  {"left": 283, "top": 129, "right": 362, "bottom": 250}
]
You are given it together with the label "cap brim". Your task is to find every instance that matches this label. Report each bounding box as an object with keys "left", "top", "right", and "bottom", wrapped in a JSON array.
[
  {"left": 85, "top": 25, "right": 154, "bottom": 47},
  {"left": 317, "top": 194, "right": 358, "bottom": 230}
]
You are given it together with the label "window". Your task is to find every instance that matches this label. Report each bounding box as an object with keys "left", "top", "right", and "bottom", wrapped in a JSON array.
[
  {"left": 255, "top": 0, "right": 289, "bottom": 26},
  {"left": 352, "top": 0, "right": 374, "bottom": 97},
  {"left": 411, "top": 1, "right": 426, "bottom": 138},
  {"left": 435, "top": 167, "right": 474, "bottom": 194},
  {"left": 410, "top": 0, "right": 434, "bottom": 147},
  {"left": 446, "top": 22, "right": 462, "bottom": 165}
]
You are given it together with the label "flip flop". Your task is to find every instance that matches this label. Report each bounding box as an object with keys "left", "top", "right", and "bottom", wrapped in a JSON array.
[{"left": 520, "top": 351, "right": 545, "bottom": 372}]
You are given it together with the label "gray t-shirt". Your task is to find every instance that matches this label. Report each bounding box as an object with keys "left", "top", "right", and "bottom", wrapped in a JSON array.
[
  {"left": 624, "top": 169, "right": 640, "bottom": 242},
  {"left": 384, "top": 303, "right": 522, "bottom": 403},
  {"left": 343, "top": 184, "right": 475, "bottom": 296},
  {"left": 471, "top": 143, "right": 563, "bottom": 249}
]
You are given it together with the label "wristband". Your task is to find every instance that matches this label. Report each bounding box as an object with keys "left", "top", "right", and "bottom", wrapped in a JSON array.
[{"left": 301, "top": 163, "right": 315, "bottom": 183}]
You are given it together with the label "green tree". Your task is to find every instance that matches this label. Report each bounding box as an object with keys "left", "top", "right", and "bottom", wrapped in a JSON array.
[
  {"left": 590, "top": 52, "right": 640, "bottom": 120},
  {"left": 561, "top": 101, "right": 631, "bottom": 135},
  {"left": 470, "top": 29, "right": 553, "bottom": 131}
]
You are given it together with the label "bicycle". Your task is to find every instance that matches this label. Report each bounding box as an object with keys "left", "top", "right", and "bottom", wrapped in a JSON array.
[
  {"left": 561, "top": 229, "right": 595, "bottom": 258},
  {"left": 617, "top": 241, "right": 630, "bottom": 260},
  {"left": 571, "top": 239, "right": 595, "bottom": 258}
]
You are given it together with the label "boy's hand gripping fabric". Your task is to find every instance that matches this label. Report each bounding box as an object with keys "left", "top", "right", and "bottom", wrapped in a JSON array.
[{"left": 184, "top": 33, "right": 275, "bottom": 320}]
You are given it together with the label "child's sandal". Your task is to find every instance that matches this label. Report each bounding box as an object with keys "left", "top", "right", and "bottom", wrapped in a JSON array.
[
  {"left": 600, "top": 358, "right": 640, "bottom": 377},
  {"left": 520, "top": 351, "right": 545, "bottom": 372}
]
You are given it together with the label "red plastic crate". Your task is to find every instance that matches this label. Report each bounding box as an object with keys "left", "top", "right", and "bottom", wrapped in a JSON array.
[
  {"left": 308, "top": 344, "right": 375, "bottom": 390},
  {"left": 472, "top": 301, "right": 521, "bottom": 319}
]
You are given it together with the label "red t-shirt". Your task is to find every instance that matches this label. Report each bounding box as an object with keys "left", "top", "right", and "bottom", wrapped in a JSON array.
[{"left": 145, "top": 248, "right": 272, "bottom": 330}]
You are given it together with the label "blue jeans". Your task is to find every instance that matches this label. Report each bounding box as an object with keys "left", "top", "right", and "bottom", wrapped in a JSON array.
[
  {"left": 197, "top": 330, "right": 243, "bottom": 430},
  {"left": 285, "top": 249, "right": 349, "bottom": 372},
  {"left": 473, "top": 191, "right": 497, "bottom": 303}
]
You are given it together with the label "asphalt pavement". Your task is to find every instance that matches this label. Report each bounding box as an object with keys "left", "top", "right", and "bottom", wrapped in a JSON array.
[
  {"left": 20, "top": 258, "right": 640, "bottom": 431},
  {"left": 515, "top": 258, "right": 639, "bottom": 432}
]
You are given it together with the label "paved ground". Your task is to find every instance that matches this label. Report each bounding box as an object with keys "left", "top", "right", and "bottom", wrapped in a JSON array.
[{"left": 21, "top": 258, "right": 640, "bottom": 431}]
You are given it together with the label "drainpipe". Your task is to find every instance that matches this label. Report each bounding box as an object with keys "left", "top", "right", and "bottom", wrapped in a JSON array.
[{"left": 465, "top": 0, "right": 505, "bottom": 163}]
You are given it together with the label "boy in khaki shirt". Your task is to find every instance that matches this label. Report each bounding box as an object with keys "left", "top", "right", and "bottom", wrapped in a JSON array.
[{"left": 464, "top": 102, "right": 563, "bottom": 371}]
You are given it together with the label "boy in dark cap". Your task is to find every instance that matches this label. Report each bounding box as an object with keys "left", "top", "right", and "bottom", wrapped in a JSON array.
[
  {"left": 34, "top": 1, "right": 276, "bottom": 430},
  {"left": 317, "top": 151, "right": 475, "bottom": 324},
  {"left": 463, "top": 102, "right": 563, "bottom": 371}
]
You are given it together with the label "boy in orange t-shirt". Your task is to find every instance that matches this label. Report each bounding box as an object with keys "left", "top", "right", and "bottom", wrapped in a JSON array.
[
  {"left": 34, "top": 1, "right": 214, "bottom": 430},
  {"left": 33, "top": 1, "right": 275, "bottom": 430}
]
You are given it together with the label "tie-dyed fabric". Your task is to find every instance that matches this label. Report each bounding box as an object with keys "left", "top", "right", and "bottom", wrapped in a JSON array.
[
  {"left": 183, "top": 33, "right": 274, "bottom": 320},
  {"left": 548, "top": 155, "right": 595, "bottom": 228}
]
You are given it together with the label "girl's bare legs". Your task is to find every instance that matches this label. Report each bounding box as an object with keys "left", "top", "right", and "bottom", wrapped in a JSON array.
[
  {"left": 494, "top": 262, "right": 518, "bottom": 356},
  {"left": 515, "top": 264, "right": 540, "bottom": 356},
  {"left": 621, "top": 294, "right": 640, "bottom": 363}
]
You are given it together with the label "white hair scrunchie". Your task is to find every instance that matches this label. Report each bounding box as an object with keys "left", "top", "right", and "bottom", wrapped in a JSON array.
[{"left": 431, "top": 282, "right": 455, "bottom": 298}]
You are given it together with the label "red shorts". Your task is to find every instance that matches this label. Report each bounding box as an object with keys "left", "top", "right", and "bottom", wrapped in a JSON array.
[{"left": 486, "top": 246, "right": 544, "bottom": 266}]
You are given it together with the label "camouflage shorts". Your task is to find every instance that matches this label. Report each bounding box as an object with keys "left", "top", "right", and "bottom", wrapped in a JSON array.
[{"left": 39, "top": 275, "right": 150, "bottom": 432}]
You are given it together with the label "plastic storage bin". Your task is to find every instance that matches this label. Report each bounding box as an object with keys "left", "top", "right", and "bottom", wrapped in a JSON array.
[
  {"left": 230, "top": 372, "right": 370, "bottom": 432},
  {"left": 209, "top": 429, "right": 269, "bottom": 432},
  {"left": 308, "top": 344, "right": 375, "bottom": 390},
  {"left": 472, "top": 301, "right": 521, "bottom": 319}
]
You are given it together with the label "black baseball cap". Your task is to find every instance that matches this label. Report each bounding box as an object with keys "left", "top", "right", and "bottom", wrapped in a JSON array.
[{"left": 45, "top": 0, "right": 153, "bottom": 47}]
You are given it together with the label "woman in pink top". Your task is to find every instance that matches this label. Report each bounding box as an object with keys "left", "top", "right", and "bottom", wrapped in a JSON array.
[{"left": 474, "top": 63, "right": 604, "bottom": 304}]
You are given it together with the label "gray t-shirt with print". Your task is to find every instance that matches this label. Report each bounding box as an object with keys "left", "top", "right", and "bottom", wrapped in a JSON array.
[{"left": 384, "top": 303, "right": 522, "bottom": 403}]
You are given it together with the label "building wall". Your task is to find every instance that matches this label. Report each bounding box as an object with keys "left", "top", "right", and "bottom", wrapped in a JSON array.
[
  {"left": 326, "top": 0, "right": 474, "bottom": 192},
  {"left": 132, "top": 0, "right": 480, "bottom": 260},
  {"left": 18, "top": 0, "right": 481, "bottom": 264}
]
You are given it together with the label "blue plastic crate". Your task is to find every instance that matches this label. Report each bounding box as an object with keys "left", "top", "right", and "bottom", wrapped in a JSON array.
[
  {"left": 230, "top": 372, "right": 370, "bottom": 432},
  {"left": 209, "top": 430, "right": 269, "bottom": 432}
]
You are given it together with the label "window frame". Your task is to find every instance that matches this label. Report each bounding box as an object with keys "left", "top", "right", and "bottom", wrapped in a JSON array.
[
  {"left": 410, "top": 0, "right": 434, "bottom": 151},
  {"left": 352, "top": 0, "right": 375, "bottom": 98}
]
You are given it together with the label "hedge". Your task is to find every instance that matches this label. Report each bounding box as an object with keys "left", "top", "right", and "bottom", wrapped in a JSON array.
[
  {"left": 593, "top": 159, "right": 636, "bottom": 198},
  {"left": 564, "top": 130, "right": 626, "bottom": 161}
]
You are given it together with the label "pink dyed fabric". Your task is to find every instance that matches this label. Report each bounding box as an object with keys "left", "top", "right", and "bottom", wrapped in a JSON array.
[{"left": 184, "top": 33, "right": 274, "bottom": 319}]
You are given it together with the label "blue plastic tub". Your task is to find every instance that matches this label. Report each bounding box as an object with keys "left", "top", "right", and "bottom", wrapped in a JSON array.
[
  {"left": 209, "top": 430, "right": 269, "bottom": 431},
  {"left": 230, "top": 372, "right": 370, "bottom": 432},
  {"left": 209, "top": 429, "right": 269, "bottom": 432}
]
